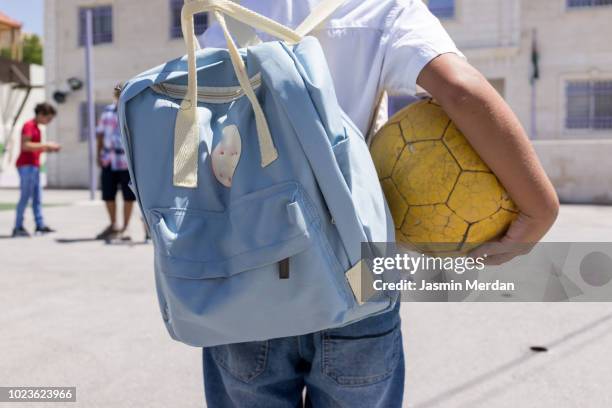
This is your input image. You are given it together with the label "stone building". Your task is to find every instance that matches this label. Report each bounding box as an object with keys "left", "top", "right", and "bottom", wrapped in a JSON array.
[
  {"left": 44, "top": 0, "right": 612, "bottom": 202},
  {"left": 0, "top": 11, "right": 22, "bottom": 60},
  {"left": 44, "top": 0, "right": 208, "bottom": 187}
]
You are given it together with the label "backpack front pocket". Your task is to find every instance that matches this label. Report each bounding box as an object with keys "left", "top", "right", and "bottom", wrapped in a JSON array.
[
  {"left": 147, "top": 182, "right": 319, "bottom": 279},
  {"left": 145, "top": 182, "right": 361, "bottom": 346}
]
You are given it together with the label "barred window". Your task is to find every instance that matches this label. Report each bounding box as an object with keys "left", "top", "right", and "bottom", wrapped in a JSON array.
[
  {"left": 428, "top": 0, "right": 455, "bottom": 19},
  {"left": 78, "top": 6, "right": 113, "bottom": 46},
  {"left": 170, "top": 0, "right": 209, "bottom": 39},
  {"left": 566, "top": 80, "right": 612, "bottom": 130},
  {"left": 567, "top": 0, "right": 612, "bottom": 8}
]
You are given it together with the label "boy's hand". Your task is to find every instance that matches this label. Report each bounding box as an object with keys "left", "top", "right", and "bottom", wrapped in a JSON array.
[
  {"left": 468, "top": 212, "right": 549, "bottom": 265},
  {"left": 417, "top": 53, "right": 559, "bottom": 264},
  {"left": 46, "top": 142, "right": 61, "bottom": 152}
]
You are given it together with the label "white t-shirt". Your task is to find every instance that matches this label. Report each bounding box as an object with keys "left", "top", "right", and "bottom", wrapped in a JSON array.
[{"left": 200, "top": 0, "right": 463, "bottom": 135}]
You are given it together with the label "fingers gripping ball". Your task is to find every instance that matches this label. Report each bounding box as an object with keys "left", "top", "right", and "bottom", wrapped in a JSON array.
[{"left": 371, "top": 99, "right": 518, "bottom": 254}]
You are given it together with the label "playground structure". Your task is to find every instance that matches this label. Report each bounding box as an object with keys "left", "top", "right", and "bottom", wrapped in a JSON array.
[
  {"left": 0, "top": 55, "right": 45, "bottom": 187},
  {"left": 0, "top": 10, "right": 45, "bottom": 187}
]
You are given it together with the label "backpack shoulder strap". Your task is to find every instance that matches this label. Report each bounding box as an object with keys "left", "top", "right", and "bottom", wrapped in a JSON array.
[{"left": 294, "top": 0, "right": 346, "bottom": 37}]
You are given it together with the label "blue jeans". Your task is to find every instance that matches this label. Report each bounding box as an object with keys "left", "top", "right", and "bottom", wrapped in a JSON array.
[
  {"left": 203, "top": 304, "right": 404, "bottom": 407},
  {"left": 15, "top": 165, "right": 44, "bottom": 229}
]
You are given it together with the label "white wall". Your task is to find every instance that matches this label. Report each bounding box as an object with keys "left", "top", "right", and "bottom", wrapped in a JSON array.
[
  {"left": 441, "top": 0, "right": 521, "bottom": 49},
  {"left": 43, "top": 0, "right": 612, "bottom": 203},
  {"left": 534, "top": 140, "right": 612, "bottom": 204}
]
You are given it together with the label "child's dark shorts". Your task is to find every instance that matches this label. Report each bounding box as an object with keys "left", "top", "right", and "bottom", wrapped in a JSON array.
[{"left": 101, "top": 167, "right": 136, "bottom": 202}]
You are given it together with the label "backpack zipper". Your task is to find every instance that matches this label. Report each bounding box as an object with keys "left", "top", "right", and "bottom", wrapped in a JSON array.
[{"left": 150, "top": 73, "right": 262, "bottom": 104}]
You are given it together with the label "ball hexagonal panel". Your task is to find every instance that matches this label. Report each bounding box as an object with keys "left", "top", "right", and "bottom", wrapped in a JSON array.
[
  {"left": 501, "top": 191, "right": 518, "bottom": 212},
  {"left": 392, "top": 141, "right": 461, "bottom": 206},
  {"left": 464, "top": 208, "right": 518, "bottom": 248},
  {"left": 447, "top": 172, "right": 504, "bottom": 223},
  {"left": 442, "top": 122, "right": 489, "bottom": 171},
  {"left": 399, "top": 101, "right": 450, "bottom": 143},
  {"left": 401, "top": 204, "right": 468, "bottom": 245}
]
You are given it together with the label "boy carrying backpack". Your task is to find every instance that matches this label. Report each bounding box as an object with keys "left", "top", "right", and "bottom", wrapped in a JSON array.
[{"left": 120, "top": 1, "right": 558, "bottom": 406}]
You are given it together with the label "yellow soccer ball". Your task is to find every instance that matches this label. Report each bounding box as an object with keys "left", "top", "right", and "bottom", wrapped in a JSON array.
[{"left": 371, "top": 99, "right": 518, "bottom": 254}]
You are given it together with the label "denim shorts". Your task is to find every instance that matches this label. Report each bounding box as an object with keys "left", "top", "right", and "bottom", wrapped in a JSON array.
[{"left": 203, "top": 303, "right": 404, "bottom": 407}]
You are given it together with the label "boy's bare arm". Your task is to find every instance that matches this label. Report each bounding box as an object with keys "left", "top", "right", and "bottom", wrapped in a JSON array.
[
  {"left": 22, "top": 136, "right": 60, "bottom": 152},
  {"left": 96, "top": 133, "right": 104, "bottom": 166},
  {"left": 417, "top": 53, "right": 559, "bottom": 264}
]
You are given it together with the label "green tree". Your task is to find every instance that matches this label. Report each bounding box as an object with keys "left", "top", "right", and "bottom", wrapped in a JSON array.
[
  {"left": 0, "top": 48, "right": 11, "bottom": 59},
  {"left": 22, "top": 34, "right": 43, "bottom": 65}
]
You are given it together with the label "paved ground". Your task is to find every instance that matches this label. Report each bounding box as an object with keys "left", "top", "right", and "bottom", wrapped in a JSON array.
[{"left": 0, "top": 189, "right": 611, "bottom": 408}]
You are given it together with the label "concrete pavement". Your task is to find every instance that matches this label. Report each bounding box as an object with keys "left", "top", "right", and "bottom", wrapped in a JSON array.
[{"left": 0, "top": 189, "right": 611, "bottom": 407}]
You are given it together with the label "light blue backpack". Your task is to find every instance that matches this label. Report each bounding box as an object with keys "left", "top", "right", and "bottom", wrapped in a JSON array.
[{"left": 119, "top": 0, "right": 397, "bottom": 347}]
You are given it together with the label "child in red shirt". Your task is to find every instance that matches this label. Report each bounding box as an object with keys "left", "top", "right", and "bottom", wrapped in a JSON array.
[{"left": 12, "top": 103, "right": 61, "bottom": 237}]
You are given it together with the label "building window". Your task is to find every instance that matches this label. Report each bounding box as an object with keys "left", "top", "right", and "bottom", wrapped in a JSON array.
[
  {"left": 170, "top": 0, "right": 209, "bottom": 39},
  {"left": 566, "top": 80, "right": 612, "bottom": 130},
  {"left": 567, "top": 0, "right": 612, "bottom": 8},
  {"left": 428, "top": 0, "right": 455, "bottom": 19},
  {"left": 79, "top": 6, "right": 113, "bottom": 46},
  {"left": 79, "top": 102, "right": 110, "bottom": 142}
]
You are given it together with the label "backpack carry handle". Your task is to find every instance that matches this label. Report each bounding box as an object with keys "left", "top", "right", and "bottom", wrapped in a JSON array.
[
  {"left": 174, "top": 0, "right": 293, "bottom": 188},
  {"left": 213, "top": 0, "right": 347, "bottom": 47},
  {"left": 183, "top": 0, "right": 303, "bottom": 43},
  {"left": 174, "top": 0, "right": 345, "bottom": 188}
]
